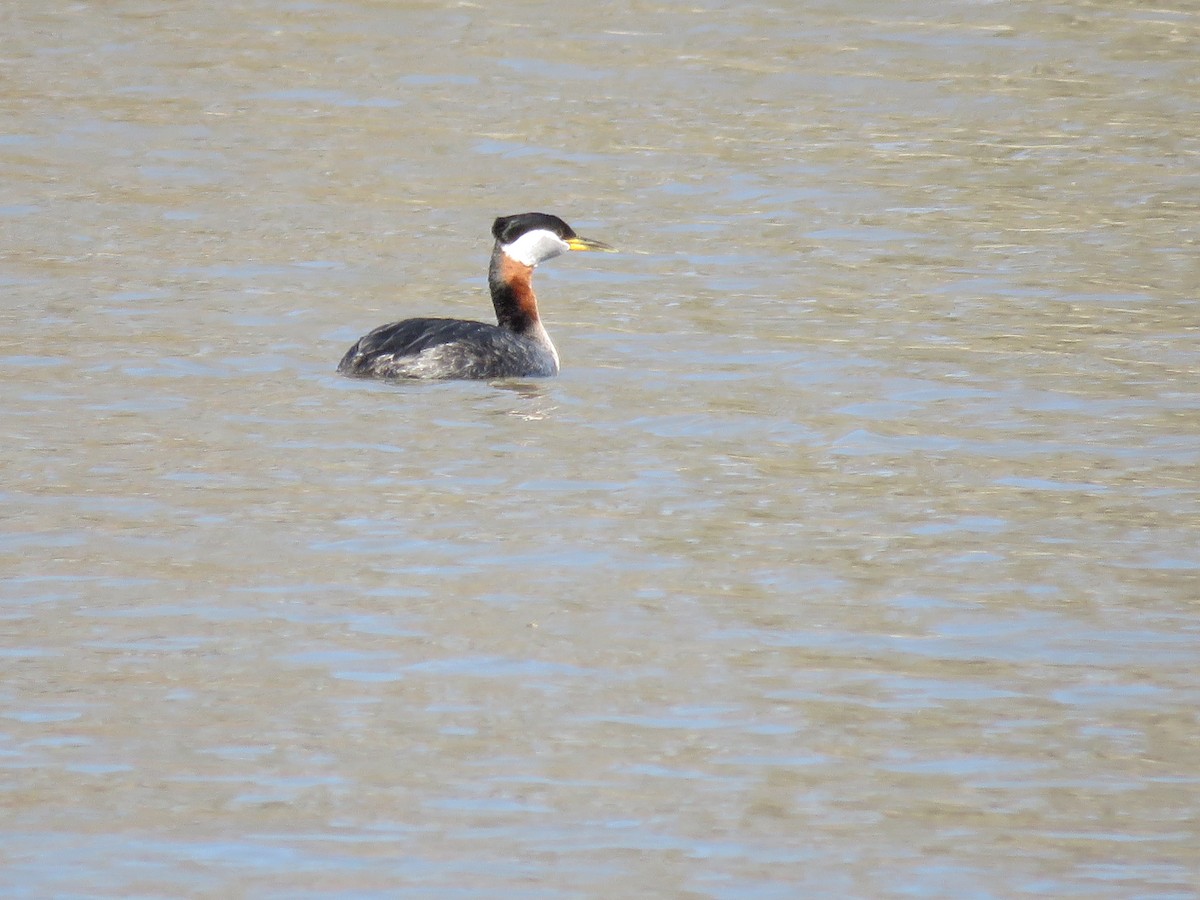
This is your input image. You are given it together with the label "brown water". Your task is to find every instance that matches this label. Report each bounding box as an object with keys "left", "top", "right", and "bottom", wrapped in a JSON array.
[{"left": 3, "top": 1, "right": 1198, "bottom": 896}]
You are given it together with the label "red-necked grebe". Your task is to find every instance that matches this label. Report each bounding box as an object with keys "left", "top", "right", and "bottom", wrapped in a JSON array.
[{"left": 337, "top": 213, "right": 615, "bottom": 380}]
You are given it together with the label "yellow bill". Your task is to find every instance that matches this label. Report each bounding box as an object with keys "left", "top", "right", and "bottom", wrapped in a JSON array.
[{"left": 566, "top": 236, "right": 618, "bottom": 253}]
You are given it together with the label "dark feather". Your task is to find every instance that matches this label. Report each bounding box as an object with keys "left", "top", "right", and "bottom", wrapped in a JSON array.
[{"left": 337, "top": 317, "right": 557, "bottom": 380}]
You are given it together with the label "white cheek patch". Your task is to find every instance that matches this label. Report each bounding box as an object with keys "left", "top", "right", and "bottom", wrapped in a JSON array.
[{"left": 502, "top": 229, "right": 570, "bottom": 267}]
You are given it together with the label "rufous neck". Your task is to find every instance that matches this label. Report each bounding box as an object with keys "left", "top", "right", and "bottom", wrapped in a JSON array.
[{"left": 489, "top": 245, "right": 541, "bottom": 334}]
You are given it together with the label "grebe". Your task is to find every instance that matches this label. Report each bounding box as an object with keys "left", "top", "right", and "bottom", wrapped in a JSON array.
[{"left": 337, "top": 213, "right": 615, "bottom": 380}]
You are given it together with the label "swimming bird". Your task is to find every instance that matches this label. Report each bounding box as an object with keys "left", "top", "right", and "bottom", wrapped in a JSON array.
[{"left": 337, "top": 213, "right": 615, "bottom": 380}]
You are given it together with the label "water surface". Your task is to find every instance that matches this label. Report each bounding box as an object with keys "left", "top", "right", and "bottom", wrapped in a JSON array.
[{"left": 2, "top": 1, "right": 1198, "bottom": 896}]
